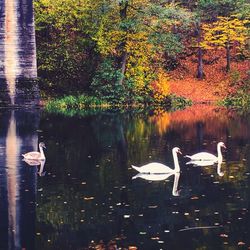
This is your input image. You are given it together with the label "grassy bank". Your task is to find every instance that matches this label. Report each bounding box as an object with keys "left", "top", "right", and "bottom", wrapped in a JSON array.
[{"left": 44, "top": 94, "right": 192, "bottom": 116}]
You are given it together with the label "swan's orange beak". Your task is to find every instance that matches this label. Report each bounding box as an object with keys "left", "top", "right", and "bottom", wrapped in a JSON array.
[
  {"left": 223, "top": 144, "right": 226, "bottom": 149},
  {"left": 178, "top": 150, "right": 182, "bottom": 154}
]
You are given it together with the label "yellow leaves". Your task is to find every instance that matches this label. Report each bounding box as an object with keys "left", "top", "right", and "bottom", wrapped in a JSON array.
[
  {"left": 202, "top": 16, "right": 249, "bottom": 49},
  {"left": 35, "top": 0, "right": 94, "bottom": 33},
  {"left": 125, "top": 32, "right": 154, "bottom": 92},
  {"left": 150, "top": 68, "right": 170, "bottom": 102},
  {"left": 94, "top": 28, "right": 126, "bottom": 56}
]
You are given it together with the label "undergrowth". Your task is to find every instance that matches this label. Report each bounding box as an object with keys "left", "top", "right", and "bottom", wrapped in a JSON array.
[{"left": 44, "top": 94, "right": 192, "bottom": 116}]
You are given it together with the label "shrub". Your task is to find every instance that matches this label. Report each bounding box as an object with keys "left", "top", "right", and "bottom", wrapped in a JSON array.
[
  {"left": 90, "top": 59, "right": 126, "bottom": 104},
  {"left": 220, "top": 76, "right": 250, "bottom": 111}
]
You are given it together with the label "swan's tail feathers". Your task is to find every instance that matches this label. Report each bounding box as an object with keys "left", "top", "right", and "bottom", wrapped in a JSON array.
[
  {"left": 184, "top": 155, "right": 192, "bottom": 159},
  {"left": 131, "top": 165, "right": 141, "bottom": 173}
]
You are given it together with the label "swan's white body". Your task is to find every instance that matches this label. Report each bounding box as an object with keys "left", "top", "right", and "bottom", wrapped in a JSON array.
[
  {"left": 131, "top": 147, "right": 182, "bottom": 174},
  {"left": 185, "top": 142, "right": 226, "bottom": 162},
  {"left": 186, "top": 159, "right": 216, "bottom": 167},
  {"left": 22, "top": 142, "right": 46, "bottom": 160}
]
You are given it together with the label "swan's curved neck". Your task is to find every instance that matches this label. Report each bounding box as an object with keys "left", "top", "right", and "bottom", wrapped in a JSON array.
[
  {"left": 172, "top": 150, "right": 180, "bottom": 172},
  {"left": 217, "top": 144, "right": 223, "bottom": 162},
  {"left": 39, "top": 146, "right": 45, "bottom": 159}
]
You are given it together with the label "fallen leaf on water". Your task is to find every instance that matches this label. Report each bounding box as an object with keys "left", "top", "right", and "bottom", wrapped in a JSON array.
[
  {"left": 220, "top": 234, "right": 228, "bottom": 238},
  {"left": 129, "top": 246, "right": 137, "bottom": 250},
  {"left": 148, "top": 205, "right": 158, "bottom": 208},
  {"left": 238, "top": 241, "right": 245, "bottom": 246},
  {"left": 151, "top": 237, "right": 160, "bottom": 240},
  {"left": 84, "top": 197, "right": 94, "bottom": 201},
  {"left": 191, "top": 196, "right": 199, "bottom": 200}
]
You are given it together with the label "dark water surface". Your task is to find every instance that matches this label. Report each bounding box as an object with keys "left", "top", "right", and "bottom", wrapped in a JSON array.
[{"left": 0, "top": 105, "right": 250, "bottom": 250}]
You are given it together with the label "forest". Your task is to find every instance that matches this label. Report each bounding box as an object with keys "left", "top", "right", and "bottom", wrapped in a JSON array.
[{"left": 34, "top": 0, "right": 250, "bottom": 110}]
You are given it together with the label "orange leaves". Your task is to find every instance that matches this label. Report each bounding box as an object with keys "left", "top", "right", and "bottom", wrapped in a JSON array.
[{"left": 168, "top": 47, "right": 249, "bottom": 103}]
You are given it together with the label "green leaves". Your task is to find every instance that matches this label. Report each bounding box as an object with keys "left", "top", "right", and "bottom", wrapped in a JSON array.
[{"left": 90, "top": 59, "right": 126, "bottom": 104}]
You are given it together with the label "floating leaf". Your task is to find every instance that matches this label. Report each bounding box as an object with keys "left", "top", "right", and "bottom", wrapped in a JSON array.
[
  {"left": 191, "top": 196, "right": 199, "bottom": 200},
  {"left": 84, "top": 197, "right": 94, "bottom": 201},
  {"left": 220, "top": 234, "right": 228, "bottom": 238},
  {"left": 238, "top": 241, "right": 245, "bottom": 246}
]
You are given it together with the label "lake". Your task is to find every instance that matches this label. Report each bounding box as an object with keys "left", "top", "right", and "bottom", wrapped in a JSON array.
[{"left": 0, "top": 105, "right": 250, "bottom": 250}]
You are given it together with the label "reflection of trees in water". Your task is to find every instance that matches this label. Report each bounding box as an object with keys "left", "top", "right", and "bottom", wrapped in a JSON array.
[
  {"left": 150, "top": 105, "right": 250, "bottom": 163},
  {"left": 150, "top": 105, "right": 249, "bottom": 141},
  {"left": 37, "top": 110, "right": 250, "bottom": 249},
  {"left": 36, "top": 112, "right": 174, "bottom": 248},
  {"left": 149, "top": 111, "right": 170, "bottom": 136}
]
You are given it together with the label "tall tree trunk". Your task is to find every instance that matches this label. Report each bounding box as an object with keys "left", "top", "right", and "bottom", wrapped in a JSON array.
[
  {"left": 226, "top": 41, "right": 230, "bottom": 72},
  {"left": 196, "top": 22, "right": 204, "bottom": 79},
  {"left": 118, "top": 0, "right": 129, "bottom": 86},
  {"left": 197, "top": 47, "right": 204, "bottom": 79},
  {"left": 120, "top": 52, "right": 127, "bottom": 78}
]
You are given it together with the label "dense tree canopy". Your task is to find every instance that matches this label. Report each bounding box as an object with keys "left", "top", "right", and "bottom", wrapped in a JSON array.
[{"left": 34, "top": 0, "right": 250, "bottom": 104}]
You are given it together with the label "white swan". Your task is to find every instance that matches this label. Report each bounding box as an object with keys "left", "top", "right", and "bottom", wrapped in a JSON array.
[
  {"left": 131, "top": 147, "right": 182, "bottom": 174},
  {"left": 22, "top": 142, "right": 46, "bottom": 160},
  {"left": 132, "top": 172, "right": 181, "bottom": 196},
  {"left": 185, "top": 142, "right": 226, "bottom": 162}
]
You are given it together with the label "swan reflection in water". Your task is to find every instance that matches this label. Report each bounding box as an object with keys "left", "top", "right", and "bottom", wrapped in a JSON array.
[
  {"left": 23, "top": 159, "right": 46, "bottom": 177},
  {"left": 132, "top": 172, "right": 181, "bottom": 196},
  {"left": 186, "top": 160, "right": 224, "bottom": 177}
]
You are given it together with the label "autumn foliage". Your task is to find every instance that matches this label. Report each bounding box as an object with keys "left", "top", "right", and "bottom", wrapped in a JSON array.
[{"left": 34, "top": 0, "right": 250, "bottom": 105}]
